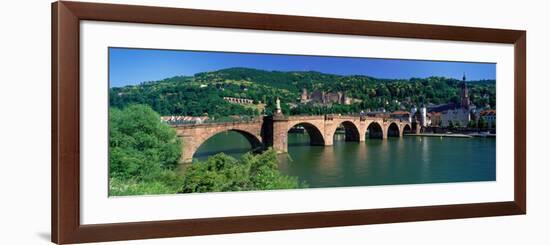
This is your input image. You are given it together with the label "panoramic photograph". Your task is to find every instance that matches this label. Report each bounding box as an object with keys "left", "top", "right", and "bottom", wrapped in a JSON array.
[{"left": 108, "top": 47, "right": 496, "bottom": 196}]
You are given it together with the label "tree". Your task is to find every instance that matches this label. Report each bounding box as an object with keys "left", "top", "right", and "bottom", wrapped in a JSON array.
[
  {"left": 109, "top": 104, "right": 182, "bottom": 196},
  {"left": 180, "top": 150, "right": 306, "bottom": 193},
  {"left": 478, "top": 117, "right": 488, "bottom": 129},
  {"left": 467, "top": 120, "right": 477, "bottom": 128},
  {"left": 454, "top": 120, "right": 461, "bottom": 128},
  {"left": 448, "top": 120, "right": 454, "bottom": 129}
]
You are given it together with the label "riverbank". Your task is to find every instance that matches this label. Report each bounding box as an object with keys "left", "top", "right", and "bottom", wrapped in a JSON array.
[{"left": 405, "top": 133, "right": 496, "bottom": 138}]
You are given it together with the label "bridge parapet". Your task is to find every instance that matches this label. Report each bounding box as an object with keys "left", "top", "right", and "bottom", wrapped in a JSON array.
[
  {"left": 170, "top": 119, "right": 263, "bottom": 129},
  {"left": 331, "top": 115, "right": 365, "bottom": 120},
  {"left": 287, "top": 115, "right": 325, "bottom": 120},
  {"left": 289, "top": 114, "right": 370, "bottom": 121}
]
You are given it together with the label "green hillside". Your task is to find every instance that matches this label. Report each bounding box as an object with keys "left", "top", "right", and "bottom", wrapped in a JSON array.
[{"left": 109, "top": 67, "right": 496, "bottom": 117}]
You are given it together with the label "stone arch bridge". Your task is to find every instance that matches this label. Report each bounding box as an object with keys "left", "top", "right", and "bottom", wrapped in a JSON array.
[{"left": 174, "top": 115, "right": 412, "bottom": 162}]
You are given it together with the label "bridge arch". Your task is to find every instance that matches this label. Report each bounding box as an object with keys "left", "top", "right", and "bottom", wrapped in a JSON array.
[
  {"left": 177, "top": 123, "right": 263, "bottom": 163},
  {"left": 332, "top": 121, "right": 360, "bottom": 142},
  {"left": 190, "top": 129, "right": 263, "bottom": 162},
  {"left": 366, "top": 121, "right": 385, "bottom": 139},
  {"left": 403, "top": 124, "right": 412, "bottom": 135},
  {"left": 288, "top": 122, "right": 325, "bottom": 146},
  {"left": 387, "top": 122, "right": 400, "bottom": 137}
]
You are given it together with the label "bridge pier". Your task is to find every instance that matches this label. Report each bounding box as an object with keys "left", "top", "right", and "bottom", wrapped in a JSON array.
[
  {"left": 324, "top": 137, "right": 334, "bottom": 146},
  {"left": 180, "top": 135, "right": 199, "bottom": 163},
  {"left": 272, "top": 116, "right": 289, "bottom": 153}
]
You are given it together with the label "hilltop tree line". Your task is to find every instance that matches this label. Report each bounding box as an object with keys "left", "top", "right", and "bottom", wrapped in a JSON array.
[{"left": 110, "top": 67, "right": 496, "bottom": 117}]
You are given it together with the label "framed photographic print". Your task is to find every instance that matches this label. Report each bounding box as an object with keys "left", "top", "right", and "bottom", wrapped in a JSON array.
[{"left": 52, "top": 1, "right": 526, "bottom": 244}]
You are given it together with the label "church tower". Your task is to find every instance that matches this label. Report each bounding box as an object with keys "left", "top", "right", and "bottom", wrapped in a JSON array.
[{"left": 460, "top": 73, "right": 470, "bottom": 108}]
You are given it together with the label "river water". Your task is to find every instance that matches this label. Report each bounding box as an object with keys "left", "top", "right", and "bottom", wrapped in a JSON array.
[{"left": 194, "top": 132, "right": 496, "bottom": 188}]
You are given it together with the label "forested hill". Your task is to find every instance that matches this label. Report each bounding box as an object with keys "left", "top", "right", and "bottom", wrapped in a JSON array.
[{"left": 109, "top": 67, "right": 496, "bottom": 117}]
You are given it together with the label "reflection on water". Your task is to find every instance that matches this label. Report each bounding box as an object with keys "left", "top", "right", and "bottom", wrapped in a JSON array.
[{"left": 193, "top": 132, "right": 496, "bottom": 188}]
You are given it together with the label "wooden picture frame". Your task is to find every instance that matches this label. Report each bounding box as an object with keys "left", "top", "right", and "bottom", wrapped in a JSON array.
[{"left": 51, "top": 1, "right": 526, "bottom": 244}]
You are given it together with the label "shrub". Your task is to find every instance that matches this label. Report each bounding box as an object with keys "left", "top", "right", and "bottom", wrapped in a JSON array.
[
  {"left": 180, "top": 150, "right": 307, "bottom": 193},
  {"left": 109, "top": 104, "right": 182, "bottom": 196}
]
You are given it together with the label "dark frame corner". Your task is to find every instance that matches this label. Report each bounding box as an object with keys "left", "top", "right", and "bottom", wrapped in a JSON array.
[{"left": 52, "top": 1, "right": 526, "bottom": 244}]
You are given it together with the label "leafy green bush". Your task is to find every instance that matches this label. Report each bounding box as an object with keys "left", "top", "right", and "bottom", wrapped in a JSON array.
[
  {"left": 109, "top": 104, "right": 182, "bottom": 196},
  {"left": 180, "top": 149, "right": 307, "bottom": 193},
  {"left": 109, "top": 171, "right": 183, "bottom": 196}
]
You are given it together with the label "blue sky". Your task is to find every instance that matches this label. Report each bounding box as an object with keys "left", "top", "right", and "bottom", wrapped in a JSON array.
[{"left": 109, "top": 47, "right": 496, "bottom": 88}]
